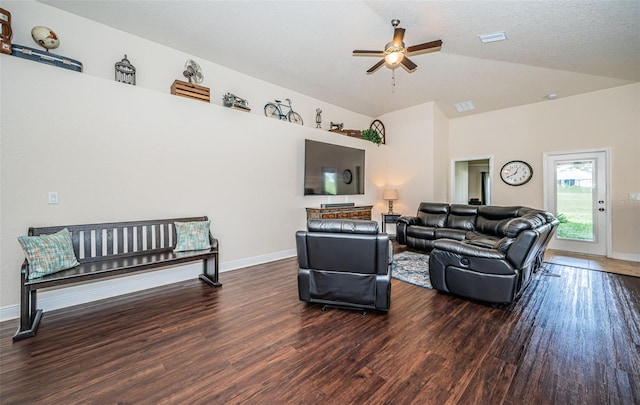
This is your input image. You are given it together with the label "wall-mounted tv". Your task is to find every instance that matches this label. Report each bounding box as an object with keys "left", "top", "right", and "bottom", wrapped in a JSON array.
[{"left": 304, "top": 139, "right": 365, "bottom": 196}]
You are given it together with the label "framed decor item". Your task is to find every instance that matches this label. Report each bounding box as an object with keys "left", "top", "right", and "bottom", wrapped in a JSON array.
[
  {"left": 370, "top": 119, "right": 385, "bottom": 144},
  {"left": 500, "top": 160, "right": 533, "bottom": 186}
]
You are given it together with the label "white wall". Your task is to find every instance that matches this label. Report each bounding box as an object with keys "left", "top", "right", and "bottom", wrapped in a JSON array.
[
  {"left": 379, "top": 102, "right": 437, "bottom": 217},
  {"left": 432, "top": 104, "right": 450, "bottom": 202},
  {"left": 0, "top": 1, "right": 384, "bottom": 317},
  {"left": 449, "top": 83, "right": 640, "bottom": 260},
  {"left": 378, "top": 101, "right": 449, "bottom": 218}
]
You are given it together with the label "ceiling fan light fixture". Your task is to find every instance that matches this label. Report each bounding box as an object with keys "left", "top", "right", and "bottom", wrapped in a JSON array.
[
  {"left": 353, "top": 19, "right": 442, "bottom": 75},
  {"left": 383, "top": 42, "right": 405, "bottom": 66},
  {"left": 384, "top": 50, "right": 404, "bottom": 66}
]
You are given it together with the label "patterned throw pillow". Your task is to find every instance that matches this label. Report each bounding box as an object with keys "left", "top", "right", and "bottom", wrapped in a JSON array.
[
  {"left": 174, "top": 220, "right": 211, "bottom": 252},
  {"left": 18, "top": 228, "right": 80, "bottom": 280}
]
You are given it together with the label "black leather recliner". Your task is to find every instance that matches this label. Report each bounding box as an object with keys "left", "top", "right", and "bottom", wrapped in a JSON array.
[
  {"left": 397, "top": 203, "right": 558, "bottom": 303},
  {"left": 296, "top": 219, "right": 392, "bottom": 312}
]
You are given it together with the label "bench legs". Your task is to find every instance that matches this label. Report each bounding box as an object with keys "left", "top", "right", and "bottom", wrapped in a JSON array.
[
  {"left": 199, "top": 255, "right": 222, "bottom": 287},
  {"left": 14, "top": 271, "right": 43, "bottom": 341},
  {"left": 14, "top": 254, "right": 221, "bottom": 341}
]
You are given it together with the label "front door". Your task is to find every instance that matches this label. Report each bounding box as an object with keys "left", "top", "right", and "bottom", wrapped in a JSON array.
[{"left": 544, "top": 150, "right": 609, "bottom": 256}]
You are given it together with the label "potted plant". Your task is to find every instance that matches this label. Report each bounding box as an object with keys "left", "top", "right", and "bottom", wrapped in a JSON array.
[{"left": 361, "top": 128, "right": 382, "bottom": 146}]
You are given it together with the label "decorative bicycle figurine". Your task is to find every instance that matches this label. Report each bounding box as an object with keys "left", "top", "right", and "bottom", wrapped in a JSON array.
[{"left": 264, "top": 98, "right": 303, "bottom": 125}]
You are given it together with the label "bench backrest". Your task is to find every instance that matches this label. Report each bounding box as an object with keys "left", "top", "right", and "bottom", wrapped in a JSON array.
[{"left": 28, "top": 216, "right": 209, "bottom": 263}]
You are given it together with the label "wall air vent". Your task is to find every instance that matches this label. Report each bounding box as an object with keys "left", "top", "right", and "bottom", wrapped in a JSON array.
[
  {"left": 454, "top": 100, "right": 475, "bottom": 113},
  {"left": 478, "top": 31, "right": 507, "bottom": 43}
]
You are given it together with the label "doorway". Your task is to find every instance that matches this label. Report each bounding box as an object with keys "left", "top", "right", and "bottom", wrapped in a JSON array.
[
  {"left": 451, "top": 157, "right": 492, "bottom": 205},
  {"left": 544, "top": 149, "right": 609, "bottom": 256}
]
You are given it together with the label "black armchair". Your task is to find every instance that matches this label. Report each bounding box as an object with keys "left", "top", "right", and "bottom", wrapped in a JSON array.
[{"left": 296, "top": 219, "right": 392, "bottom": 312}]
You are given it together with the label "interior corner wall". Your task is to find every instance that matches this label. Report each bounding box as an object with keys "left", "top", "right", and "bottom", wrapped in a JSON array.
[
  {"left": 448, "top": 83, "right": 640, "bottom": 259},
  {"left": 380, "top": 102, "right": 438, "bottom": 216},
  {"left": 432, "top": 103, "right": 449, "bottom": 202},
  {"left": 0, "top": 1, "right": 382, "bottom": 314}
]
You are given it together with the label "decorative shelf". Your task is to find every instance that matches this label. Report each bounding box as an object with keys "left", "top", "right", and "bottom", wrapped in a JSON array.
[{"left": 329, "top": 129, "right": 361, "bottom": 138}]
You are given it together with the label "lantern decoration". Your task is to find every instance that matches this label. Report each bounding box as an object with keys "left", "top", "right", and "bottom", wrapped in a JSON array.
[{"left": 115, "top": 54, "right": 136, "bottom": 85}]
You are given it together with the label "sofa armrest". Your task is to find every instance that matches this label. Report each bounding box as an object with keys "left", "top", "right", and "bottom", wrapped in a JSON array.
[
  {"left": 430, "top": 239, "right": 516, "bottom": 277},
  {"left": 396, "top": 216, "right": 420, "bottom": 245},
  {"left": 375, "top": 234, "right": 392, "bottom": 275},
  {"left": 397, "top": 216, "right": 420, "bottom": 226},
  {"left": 429, "top": 248, "right": 518, "bottom": 303},
  {"left": 295, "top": 231, "right": 310, "bottom": 269},
  {"left": 505, "top": 229, "right": 538, "bottom": 269},
  {"left": 432, "top": 239, "right": 505, "bottom": 260}
]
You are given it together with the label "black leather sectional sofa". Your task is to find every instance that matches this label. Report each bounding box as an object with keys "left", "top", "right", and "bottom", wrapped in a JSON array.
[{"left": 397, "top": 203, "right": 558, "bottom": 303}]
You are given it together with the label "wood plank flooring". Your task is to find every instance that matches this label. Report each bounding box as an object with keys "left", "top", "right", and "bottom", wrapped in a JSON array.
[
  {"left": 545, "top": 249, "right": 640, "bottom": 278},
  {"left": 1, "top": 256, "right": 639, "bottom": 404}
]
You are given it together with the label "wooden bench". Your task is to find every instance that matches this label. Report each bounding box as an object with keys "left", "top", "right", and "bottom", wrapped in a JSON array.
[{"left": 14, "top": 216, "right": 221, "bottom": 341}]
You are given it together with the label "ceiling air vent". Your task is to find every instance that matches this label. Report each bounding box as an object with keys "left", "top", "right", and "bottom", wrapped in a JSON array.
[
  {"left": 478, "top": 31, "right": 507, "bottom": 43},
  {"left": 454, "top": 100, "right": 475, "bottom": 113}
]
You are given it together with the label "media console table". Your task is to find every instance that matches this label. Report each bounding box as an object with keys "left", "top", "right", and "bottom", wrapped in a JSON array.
[{"left": 306, "top": 205, "right": 373, "bottom": 221}]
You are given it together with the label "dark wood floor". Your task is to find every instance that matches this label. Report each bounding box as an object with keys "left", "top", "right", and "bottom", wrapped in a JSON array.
[{"left": 1, "top": 255, "right": 639, "bottom": 404}]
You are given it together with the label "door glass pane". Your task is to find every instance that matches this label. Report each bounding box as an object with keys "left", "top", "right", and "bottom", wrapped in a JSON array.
[
  {"left": 555, "top": 160, "right": 594, "bottom": 241},
  {"left": 322, "top": 169, "right": 337, "bottom": 195}
]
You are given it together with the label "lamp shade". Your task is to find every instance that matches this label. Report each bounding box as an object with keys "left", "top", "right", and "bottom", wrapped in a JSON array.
[{"left": 383, "top": 189, "right": 398, "bottom": 200}]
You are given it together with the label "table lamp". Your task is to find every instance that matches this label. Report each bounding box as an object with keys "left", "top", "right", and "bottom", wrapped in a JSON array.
[{"left": 383, "top": 189, "right": 398, "bottom": 214}]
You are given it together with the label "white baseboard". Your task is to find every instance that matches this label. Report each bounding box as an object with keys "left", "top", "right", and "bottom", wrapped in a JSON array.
[
  {"left": 221, "top": 249, "right": 296, "bottom": 271},
  {"left": 609, "top": 251, "right": 640, "bottom": 263},
  {"left": 0, "top": 249, "right": 296, "bottom": 322}
]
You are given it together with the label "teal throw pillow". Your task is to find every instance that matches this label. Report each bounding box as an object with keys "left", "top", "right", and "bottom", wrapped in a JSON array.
[
  {"left": 18, "top": 228, "right": 80, "bottom": 280},
  {"left": 174, "top": 220, "right": 211, "bottom": 252}
]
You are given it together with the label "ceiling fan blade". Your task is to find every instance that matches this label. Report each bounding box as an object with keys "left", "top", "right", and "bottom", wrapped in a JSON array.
[
  {"left": 366, "top": 59, "right": 385, "bottom": 75},
  {"left": 353, "top": 50, "right": 385, "bottom": 57},
  {"left": 400, "top": 56, "right": 417, "bottom": 73},
  {"left": 392, "top": 28, "right": 405, "bottom": 47},
  {"left": 406, "top": 40, "right": 443, "bottom": 55}
]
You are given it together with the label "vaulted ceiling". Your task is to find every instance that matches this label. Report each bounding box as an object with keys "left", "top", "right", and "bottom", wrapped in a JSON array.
[{"left": 42, "top": 0, "right": 640, "bottom": 118}]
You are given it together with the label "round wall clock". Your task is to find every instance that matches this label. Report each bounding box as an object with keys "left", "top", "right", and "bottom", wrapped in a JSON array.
[
  {"left": 342, "top": 169, "right": 353, "bottom": 184},
  {"left": 500, "top": 160, "right": 533, "bottom": 186}
]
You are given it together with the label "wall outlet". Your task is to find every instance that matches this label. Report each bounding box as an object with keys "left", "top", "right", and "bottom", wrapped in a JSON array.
[
  {"left": 48, "top": 192, "right": 59, "bottom": 204},
  {"left": 630, "top": 193, "right": 640, "bottom": 201}
]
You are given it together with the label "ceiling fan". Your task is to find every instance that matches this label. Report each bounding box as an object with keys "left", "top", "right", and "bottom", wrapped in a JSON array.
[{"left": 353, "top": 19, "right": 442, "bottom": 74}]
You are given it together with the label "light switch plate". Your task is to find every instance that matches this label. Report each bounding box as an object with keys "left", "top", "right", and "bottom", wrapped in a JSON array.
[
  {"left": 48, "top": 192, "right": 59, "bottom": 204},
  {"left": 630, "top": 193, "right": 640, "bottom": 201}
]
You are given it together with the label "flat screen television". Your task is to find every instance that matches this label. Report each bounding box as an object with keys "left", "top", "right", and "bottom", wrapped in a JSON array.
[{"left": 304, "top": 139, "right": 365, "bottom": 195}]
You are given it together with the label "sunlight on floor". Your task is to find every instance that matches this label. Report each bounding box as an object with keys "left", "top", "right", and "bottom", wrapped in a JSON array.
[{"left": 545, "top": 249, "right": 640, "bottom": 278}]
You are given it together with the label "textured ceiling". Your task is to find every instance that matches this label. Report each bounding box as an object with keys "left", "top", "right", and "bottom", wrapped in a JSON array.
[{"left": 41, "top": 0, "right": 640, "bottom": 118}]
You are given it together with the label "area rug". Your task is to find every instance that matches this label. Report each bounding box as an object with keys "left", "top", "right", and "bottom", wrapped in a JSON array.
[{"left": 392, "top": 251, "right": 432, "bottom": 289}]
